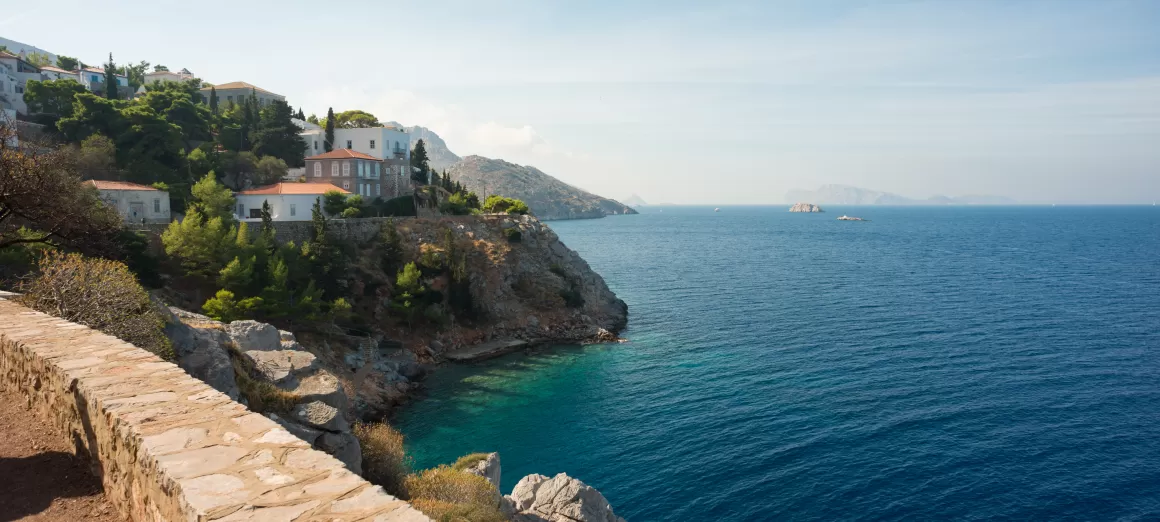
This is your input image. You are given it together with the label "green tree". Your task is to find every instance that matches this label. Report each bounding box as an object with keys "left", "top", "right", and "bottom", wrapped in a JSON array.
[
  {"left": 392, "top": 262, "right": 424, "bottom": 328},
  {"left": 153, "top": 64, "right": 169, "bottom": 72},
  {"left": 23, "top": 78, "right": 87, "bottom": 123},
  {"left": 24, "top": 51, "right": 52, "bottom": 67},
  {"left": 324, "top": 107, "right": 335, "bottom": 152},
  {"left": 218, "top": 255, "right": 255, "bottom": 294},
  {"left": 295, "top": 108, "right": 305, "bottom": 120},
  {"left": 160, "top": 209, "right": 236, "bottom": 277},
  {"left": 77, "top": 134, "right": 119, "bottom": 180},
  {"left": 125, "top": 60, "right": 150, "bottom": 90},
  {"left": 254, "top": 156, "right": 288, "bottom": 186},
  {"left": 57, "top": 93, "right": 126, "bottom": 142},
  {"left": 103, "top": 53, "right": 119, "bottom": 100},
  {"left": 379, "top": 219, "right": 404, "bottom": 274},
  {"left": 260, "top": 200, "right": 275, "bottom": 245},
  {"left": 410, "top": 139, "right": 430, "bottom": 185},
  {"left": 322, "top": 190, "right": 349, "bottom": 216},
  {"left": 253, "top": 100, "right": 306, "bottom": 167},
  {"left": 328, "top": 109, "right": 381, "bottom": 128},
  {"left": 482, "top": 195, "right": 530, "bottom": 215},
  {"left": 209, "top": 86, "right": 218, "bottom": 114},
  {"left": 56, "top": 55, "right": 79, "bottom": 71},
  {"left": 189, "top": 172, "right": 236, "bottom": 221}
]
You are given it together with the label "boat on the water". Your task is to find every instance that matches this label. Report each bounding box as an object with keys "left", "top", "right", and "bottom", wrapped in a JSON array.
[
  {"left": 714, "top": 208, "right": 720, "bottom": 212},
  {"left": 837, "top": 215, "right": 867, "bottom": 221}
]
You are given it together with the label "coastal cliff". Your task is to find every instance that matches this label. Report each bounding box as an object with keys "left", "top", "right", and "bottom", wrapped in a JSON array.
[{"left": 445, "top": 156, "right": 638, "bottom": 220}]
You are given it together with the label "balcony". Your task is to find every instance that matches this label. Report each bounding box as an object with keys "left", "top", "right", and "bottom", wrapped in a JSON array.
[{"left": 392, "top": 147, "right": 406, "bottom": 158}]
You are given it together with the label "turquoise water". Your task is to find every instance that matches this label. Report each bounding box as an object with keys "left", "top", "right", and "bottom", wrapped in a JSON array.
[{"left": 393, "top": 206, "right": 1160, "bottom": 521}]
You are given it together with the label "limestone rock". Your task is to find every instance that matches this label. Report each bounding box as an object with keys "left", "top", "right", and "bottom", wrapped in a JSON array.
[
  {"left": 166, "top": 321, "right": 239, "bottom": 400},
  {"left": 266, "top": 413, "right": 323, "bottom": 446},
  {"left": 789, "top": 202, "right": 824, "bottom": 213},
  {"left": 316, "top": 431, "right": 362, "bottom": 475},
  {"left": 225, "top": 320, "right": 280, "bottom": 352},
  {"left": 280, "top": 370, "right": 348, "bottom": 410},
  {"left": 463, "top": 452, "right": 501, "bottom": 490},
  {"left": 293, "top": 400, "right": 349, "bottom": 432},
  {"left": 509, "top": 473, "right": 625, "bottom": 522},
  {"left": 244, "top": 350, "right": 318, "bottom": 384},
  {"left": 279, "top": 330, "right": 296, "bottom": 342}
]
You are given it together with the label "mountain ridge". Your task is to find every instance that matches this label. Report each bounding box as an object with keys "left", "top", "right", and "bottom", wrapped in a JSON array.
[{"left": 786, "top": 184, "right": 1016, "bottom": 205}]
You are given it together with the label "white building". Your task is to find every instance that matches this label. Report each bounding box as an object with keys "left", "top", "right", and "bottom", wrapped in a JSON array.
[
  {"left": 299, "top": 124, "right": 412, "bottom": 198},
  {"left": 86, "top": 180, "right": 171, "bottom": 224},
  {"left": 235, "top": 182, "right": 347, "bottom": 222},
  {"left": 200, "top": 81, "right": 284, "bottom": 108},
  {"left": 0, "top": 50, "right": 42, "bottom": 115},
  {"left": 144, "top": 68, "right": 194, "bottom": 85}
]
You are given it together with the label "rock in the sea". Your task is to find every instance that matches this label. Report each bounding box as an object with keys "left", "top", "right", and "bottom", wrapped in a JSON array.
[
  {"left": 225, "top": 320, "right": 281, "bottom": 351},
  {"left": 789, "top": 202, "right": 824, "bottom": 213},
  {"left": 244, "top": 349, "right": 318, "bottom": 384},
  {"left": 293, "top": 400, "right": 349, "bottom": 432},
  {"left": 463, "top": 452, "right": 502, "bottom": 490},
  {"left": 316, "top": 431, "right": 362, "bottom": 475},
  {"left": 508, "top": 473, "right": 625, "bottom": 522}
]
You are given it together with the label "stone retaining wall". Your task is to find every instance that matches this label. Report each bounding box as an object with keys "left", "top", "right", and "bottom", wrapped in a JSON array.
[{"left": 0, "top": 299, "right": 429, "bottom": 522}]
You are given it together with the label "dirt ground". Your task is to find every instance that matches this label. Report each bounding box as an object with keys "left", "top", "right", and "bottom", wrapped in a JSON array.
[{"left": 0, "top": 387, "right": 124, "bottom": 522}]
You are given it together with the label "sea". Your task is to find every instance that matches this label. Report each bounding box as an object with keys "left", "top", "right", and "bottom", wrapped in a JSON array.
[{"left": 393, "top": 205, "right": 1160, "bottom": 521}]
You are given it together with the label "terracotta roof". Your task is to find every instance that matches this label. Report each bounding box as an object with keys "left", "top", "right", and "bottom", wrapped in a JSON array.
[
  {"left": 202, "top": 81, "right": 281, "bottom": 96},
  {"left": 86, "top": 180, "right": 161, "bottom": 191},
  {"left": 305, "top": 149, "right": 381, "bottom": 161},
  {"left": 237, "top": 182, "right": 348, "bottom": 195},
  {"left": 39, "top": 65, "right": 75, "bottom": 74},
  {"left": 80, "top": 66, "right": 127, "bottom": 77}
]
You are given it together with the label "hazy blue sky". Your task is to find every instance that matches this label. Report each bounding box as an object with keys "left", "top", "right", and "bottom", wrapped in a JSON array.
[{"left": 4, "top": 1, "right": 1158, "bottom": 203}]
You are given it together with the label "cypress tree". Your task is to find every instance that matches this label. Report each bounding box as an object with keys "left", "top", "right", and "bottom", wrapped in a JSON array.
[
  {"left": 296, "top": 108, "right": 305, "bottom": 120},
  {"left": 103, "top": 53, "right": 118, "bottom": 100},
  {"left": 324, "top": 107, "right": 335, "bottom": 152},
  {"left": 209, "top": 86, "right": 219, "bottom": 114}
]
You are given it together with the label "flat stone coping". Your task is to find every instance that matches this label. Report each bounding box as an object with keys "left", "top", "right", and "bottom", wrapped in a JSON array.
[{"left": 0, "top": 299, "right": 429, "bottom": 521}]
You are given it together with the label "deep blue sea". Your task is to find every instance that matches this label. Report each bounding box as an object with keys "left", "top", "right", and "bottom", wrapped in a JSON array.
[{"left": 393, "top": 206, "right": 1160, "bottom": 521}]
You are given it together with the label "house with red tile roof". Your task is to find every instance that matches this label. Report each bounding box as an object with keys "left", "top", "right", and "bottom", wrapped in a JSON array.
[
  {"left": 234, "top": 182, "right": 347, "bottom": 222},
  {"left": 85, "top": 180, "right": 171, "bottom": 224},
  {"left": 304, "top": 149, "right": 393, "bottom": 199}
]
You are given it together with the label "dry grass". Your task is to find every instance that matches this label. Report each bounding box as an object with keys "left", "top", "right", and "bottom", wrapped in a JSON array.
[
  {"left": 450, "top": 453, "right": 490, "bottom": 472},
  {"left": 354, "top": 421, "right": 412, "bottom": 498},
  {"left": 405, "top": 465, "right": 503, "bottom": 521}
]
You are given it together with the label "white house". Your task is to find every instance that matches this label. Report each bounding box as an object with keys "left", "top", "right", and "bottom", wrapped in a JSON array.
[
  {"left": 200, "top": 81, "right": 284, "bottom": 108},
  {"left": 299, "top": 124, "right": 412, "bottom": 198},
  {"left": 37, "top": 65, "right": 76, "bottom": 81},
  {"left": 235, "top": 182, "right": 347, "bottom": 222},
  {"left": 86, "top": 180, "right": 171, "bottom": 224},
  {"left": 144, "top": 68, "right": 194, "bottom": 85},
  {"left": 0, "top": 50, "right": 42, "bottom": 114},
  {"left": 78, "top": 66, "right": 128, "bottom": 95}
]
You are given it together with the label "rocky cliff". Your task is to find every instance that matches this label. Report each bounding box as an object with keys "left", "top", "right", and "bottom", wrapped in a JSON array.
[
  {"left": 446, "top": 156, "right": 638, "bottom": 220},
  {"left": 392, "top": 123, "right": 461, "bottom": 172}
]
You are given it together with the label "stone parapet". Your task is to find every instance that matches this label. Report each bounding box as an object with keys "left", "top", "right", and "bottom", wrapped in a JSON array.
[{"left": 0, "top": 299, "right": 429, "bottom": 522}]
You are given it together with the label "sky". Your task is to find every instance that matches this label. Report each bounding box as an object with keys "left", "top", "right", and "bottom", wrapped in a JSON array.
[{"left": 3, "top": 0, "right": 1159, "bottom": 204}]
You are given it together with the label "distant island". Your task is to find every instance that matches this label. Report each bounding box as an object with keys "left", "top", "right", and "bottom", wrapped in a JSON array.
[
  {"left": 786, "top": 184, "right": 1016, "bottom": 205},
  {"left": 789, "top": 203, "right": 824, "bottom": 213},
  {"left": 622, "top": 194, "right": 648, "bottom": 207}
]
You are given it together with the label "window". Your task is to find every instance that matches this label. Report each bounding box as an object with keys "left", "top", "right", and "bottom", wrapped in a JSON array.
[
  {"left": 227, "top": 95, "right": 233, "bottom": 102},
  {"left": 376, "top": 184, "right": 381, "bottom": 196},
  {"left": 373, "top": 163, "right": 380, "bottom": 178},
  {"left": 91, "top": 74, "right": 100, "bottom": 82},
  {"left": 314, "top": 140, "right": 318, "bottom": 150},
  {"left": 342, "top": 162, "right": 350, "bottom": 177},
  {"left": 15, "top": 86, "right": 22, "bottom": 94},
  {"left": 370, "top": 140, "right": 376, "bottom": 149},
  {"left": 342, "top": 180, "right": 350, "bottom": 190},
  {"left": 358, "top": 162, "right": 365, "bottom": 178},
  {"left": 153, "top": 199, "right": 160, "bottom": 213},
  {"left": 314, "top": 163, "right": 322, "bottom": 177},
  {"left": 332, "top": 163, "right": 339, "bottom": 177},
  {"left": 237, "top": 203, "right": 244, "bottom": 216},
  {"left": 290, "top": 204, "right": 296, "bottom": 217},
  {"left": 346, "top": 140, "right": 352, "bottom": 149},
  {"left": 249, "top": 208, "right": 262, "bottom": 218}
]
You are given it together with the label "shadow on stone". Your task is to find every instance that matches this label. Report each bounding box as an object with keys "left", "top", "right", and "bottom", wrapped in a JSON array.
[{"left": 0, "top": 451, "right": 105, "bottom": 520}]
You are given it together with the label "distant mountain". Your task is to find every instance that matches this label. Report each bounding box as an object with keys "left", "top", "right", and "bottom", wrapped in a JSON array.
[
  {"left": 446, "top": 156, "right": 637, "bottom": 220},
  {"left": 622, "top": 194, "right": 648, "bottom": 207},
  {"left": 391, "top": 123, "right": 635, "bottom": 220},
  {"left": 387, "top": 122, "right": 461, "bottom": 172},
  {"left": 786, "top": 184, "right": 1015, "bottom": 205}
]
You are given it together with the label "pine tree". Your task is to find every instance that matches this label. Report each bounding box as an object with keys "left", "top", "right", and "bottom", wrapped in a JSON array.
[
  {"left": 410, "top": 139, "right": 430, "bottom": 185},
  {"left": 324, "top": 107, "right": 335, "bottom": 152},
  {"left": 430, "top": 169, "right": 440, "bottom": 189},
  {"left": 209, "top": 86, "right": 218, "bottom": 114},
  {"left": 260, "top": 200, "right": 275, "bottom": 245},
  {"left": 296, "top": 108, "right": 305, "bottom": 120},
  {"left": 103, "top": 53, "right": 118, "bottom": 100}
]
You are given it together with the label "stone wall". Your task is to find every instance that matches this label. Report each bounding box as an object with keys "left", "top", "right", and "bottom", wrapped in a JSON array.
[{"left": 0, "top": 299, "right": 429, "bottom": 522}]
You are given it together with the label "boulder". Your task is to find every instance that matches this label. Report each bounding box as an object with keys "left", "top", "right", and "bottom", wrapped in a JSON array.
[
  {"left": 280, "top": 370, "right": 348, "bottom": 410},
  {"left": 316, "top": 431, "right": 362, "bottom": 475},
  {"left": 463, "top": 452, "right": 501, "bottom": 490},
  {"left": 292, "top": 400, "right": 349, "bottom": 432},
  {"left": 266, "top": 413, "right": 322, "bottom": 445},
  {"left": 508, "top": 473, "right": 625, "bottom": 522},
  {"left": 244, "top": 350, "right": 318, "bottom": 384},
  {"left": 225, "top": 320, "right": 280, "bottom": 352},
  {"left": 279, "top": 330, "right": 296, "bottom": 342},
  {"left": 167, "top": 323, "right": 239, "bottom": 400}
]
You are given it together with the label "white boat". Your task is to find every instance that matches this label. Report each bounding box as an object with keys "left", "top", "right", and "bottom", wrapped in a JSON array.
[
  {"left": 837, "top": 215, "right": 866, "bottom": 221},
  {"left": 714, "top": 208, "right": 720, "bottom": 212}
]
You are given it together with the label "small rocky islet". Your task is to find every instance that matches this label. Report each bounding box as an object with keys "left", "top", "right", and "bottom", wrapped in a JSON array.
[{"left": 789, "top": 202, "right": 825, "bottom": 213}]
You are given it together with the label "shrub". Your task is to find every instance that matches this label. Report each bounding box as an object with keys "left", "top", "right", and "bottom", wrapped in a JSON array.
[
  {"left": 451, "top": 453, "right": 491, "bottom": 472},
  {"left": 355, "top": 421, "right": 412, "bottom": 498},
  {"left": 503, "top": 227, "right": 521, "bottom": 242},
  {"left": 201, "top": 289, "right": 263, "bottom": 322},
  {"left": 405, "top": 466, "right": 504, "bottom": 522},
  {"left": 439, "top": 192, "right": 477, "bottom": 216},
  {"left": 481, "top": 195, "right": 529, "bottom": 215},
  {"left": 340, "top": 207, "right": 361, "bottom": 218},
  {"left": 17, "top": 251, "right": 174, "bottom": 360},
  {"left": 375, "top": 195, "right": 416, "bottom": 217}
]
